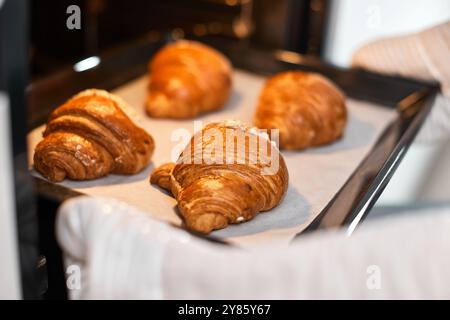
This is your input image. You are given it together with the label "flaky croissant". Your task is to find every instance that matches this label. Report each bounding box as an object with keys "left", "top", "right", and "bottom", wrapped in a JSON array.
[
  {"left": 254, "top": 71, "right": 347, "bottom": 150},
  {"left": 146, "top": 40, "right": 232, "bottom": 118},
  {"left": 34, "top": 89, "right": 154, "bottom": 182},
  {"left": 150, "top": 121, "right": 289, "bottom": 234}
]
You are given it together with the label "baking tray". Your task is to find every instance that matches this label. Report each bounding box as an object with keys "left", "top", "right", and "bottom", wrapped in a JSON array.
[{"left": 28, "top": 35, "right": 439, "bottom": 298}]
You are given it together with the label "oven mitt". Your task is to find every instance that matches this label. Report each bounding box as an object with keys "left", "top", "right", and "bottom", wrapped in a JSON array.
[
  {"left": 56, "top": 196, "right": 450, "bottom": 299},
  {"left": 352, "top": 21, "right": 450, "bottom": 144}
]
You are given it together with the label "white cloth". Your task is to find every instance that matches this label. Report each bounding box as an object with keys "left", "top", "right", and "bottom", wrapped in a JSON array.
[
  {"left": 57, "top": 196, "right": 450, "bottom": 299},
  {"left": 353, "top": 21, "right": 450, "bottom": 143}
]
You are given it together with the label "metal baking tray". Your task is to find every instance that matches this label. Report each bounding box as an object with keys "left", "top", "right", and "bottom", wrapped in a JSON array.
[{"left": 29, "top": 34, "right": 439, "bottom": 298}]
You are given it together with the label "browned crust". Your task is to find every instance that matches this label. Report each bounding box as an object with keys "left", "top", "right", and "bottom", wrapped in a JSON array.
[
  {"left": 254, "top": 71, "right": 347, "bottom": 150},
  {"left": 146, "top": 40, "right": 232, "bottom": 119},
  {"left": 34, "top": 89, "right": 154, "bottom": 182},
  {"left": 150, "top": 121, "right": 289, "bottom": 234}
]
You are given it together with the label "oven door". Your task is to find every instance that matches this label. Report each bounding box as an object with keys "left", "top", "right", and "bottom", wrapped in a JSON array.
[{"left": 0, "top": 0, "right": 41, "bottom": 300}]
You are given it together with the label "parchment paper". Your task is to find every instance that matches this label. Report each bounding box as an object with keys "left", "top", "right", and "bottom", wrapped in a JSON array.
[{"left": 28, "top": 70, "right": 396, "bottom": 247}]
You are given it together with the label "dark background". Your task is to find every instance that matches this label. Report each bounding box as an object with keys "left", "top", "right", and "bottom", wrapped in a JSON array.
[
  {"left": 1, "top": 0, "right": 40, "bottom": 299},
  {"left": 30, "top": 0, "right": 329, "bottom": 78}
]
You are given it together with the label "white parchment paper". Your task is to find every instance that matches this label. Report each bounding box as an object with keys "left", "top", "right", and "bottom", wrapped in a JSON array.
[{"left": 28, "top": 70, "right": 396, "bottom": 247}]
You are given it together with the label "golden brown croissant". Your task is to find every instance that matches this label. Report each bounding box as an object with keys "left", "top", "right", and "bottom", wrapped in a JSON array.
[
  {"left": 146, "top": 40, "right": 232, "bottom": 118},
  {"left": 254, "top": 71, "right": 347, "bottom": 150},
  {"left": 34, "top": 89, "right": 154, "bottom": 182},
  {"left": 150, "top": 120, "right": 289, "bottom": 234}
]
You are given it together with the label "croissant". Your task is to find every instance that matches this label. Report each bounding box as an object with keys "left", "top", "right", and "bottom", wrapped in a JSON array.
[
  {"left": 146, "top": 40, "right": 232, "bottom": 118},
  {"left": 254, "top": 71, "right": 347, "bottom": 150},
  {"left": 150, "top": 120, "right": 289, "bottom": 234},
  {"left": 34, "top": 89, "right": 154, "bottom": 182}
]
